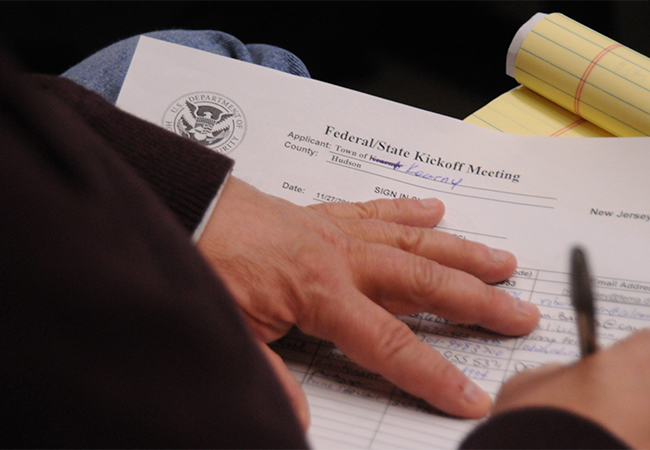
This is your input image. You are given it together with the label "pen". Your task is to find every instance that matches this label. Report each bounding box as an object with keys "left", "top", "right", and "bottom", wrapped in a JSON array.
[{"left": 570, "top": 246, "right": 598, "bottom": 357}]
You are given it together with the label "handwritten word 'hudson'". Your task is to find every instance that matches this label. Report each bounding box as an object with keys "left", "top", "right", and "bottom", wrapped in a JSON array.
[{"left": 405, "top": 163, "right": 462, "bottom": 189}]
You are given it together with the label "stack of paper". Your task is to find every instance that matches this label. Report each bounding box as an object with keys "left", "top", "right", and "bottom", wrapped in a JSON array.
[{"left": 465, "top": 13, "right": 650, "bottom": 137}]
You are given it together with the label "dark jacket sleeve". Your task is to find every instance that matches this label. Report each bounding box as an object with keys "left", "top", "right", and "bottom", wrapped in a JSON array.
[
  {"left": 0, "top": 49, "right": 307, "bottom": 448},
  {"left": 29, "top": 72, "right": 233, "bottom": 234},
  {"left": 460, "top": 407, "right": 629, "bottom": 449}
]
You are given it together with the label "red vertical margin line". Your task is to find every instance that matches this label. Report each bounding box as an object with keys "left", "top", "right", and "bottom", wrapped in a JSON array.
[{"left": 574, "top": 44, "right": 623, "bottom": 116}]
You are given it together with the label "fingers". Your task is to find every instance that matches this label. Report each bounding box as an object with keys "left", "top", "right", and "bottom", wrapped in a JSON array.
[
  {"left": 498, "top": 330, "right": 650, "bottom": 410},
  {"left": 490, "top": 331, "right": 650, "bottom": 449},
  {"left": 258, "top": 343, "right": 311, "bottom": 431},
  {"left": 351, "top": 243, "right": 540, "bottom": 336},
  {"left": 311, "top": 197, "right": 445, "bottom": 228},
  {"left": 314, "top": 196, "right": 517, "bottom": 284},
  {"left": 343, "top": 220, "right": 517, "bottom": 284},
  {"left": 308, "top": 291, "right": 493, "bottom": 419}
]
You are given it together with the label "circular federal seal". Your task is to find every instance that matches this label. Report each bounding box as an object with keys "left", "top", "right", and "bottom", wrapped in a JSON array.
[{"left": 163, "top": 92, "right": 246, "bottom": 154}]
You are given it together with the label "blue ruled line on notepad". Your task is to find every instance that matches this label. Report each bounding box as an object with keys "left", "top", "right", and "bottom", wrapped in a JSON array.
[
  {"left": 544, "top": 17, "right": 650, "bottom": 84},
  {"left": 515, "top": 51, "right": 650, "bottom": 136},
  {"left": 527, "top": 28, "right": 650, "bottom": 101},
  {"left": 515, "top": 63, "right": 648, "bottom": 136}
]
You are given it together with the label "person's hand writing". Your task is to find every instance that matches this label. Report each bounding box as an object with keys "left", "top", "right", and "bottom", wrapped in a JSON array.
[
  {"left": 489, "top": 329, "right": 650, "bottom": 449},
  {"left": 197, "top": 177, "right": 540, "bottom": 422}
]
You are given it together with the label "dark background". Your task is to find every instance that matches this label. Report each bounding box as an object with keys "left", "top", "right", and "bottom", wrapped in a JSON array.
[{"left": 2, "top": 1, "right": 649, "bottom": 119}]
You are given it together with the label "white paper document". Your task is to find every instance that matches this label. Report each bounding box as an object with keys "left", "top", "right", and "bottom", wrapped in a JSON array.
[{"left": 117, "top": 37, "right": 650, "bottom": 449}]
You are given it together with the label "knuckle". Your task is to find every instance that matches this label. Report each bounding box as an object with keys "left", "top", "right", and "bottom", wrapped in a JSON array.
[
  {"left": 307, "top": 202, "right": 333, "bottom": 215},
  {"left": 376, "top": 319, "right": 419, "bottom": 360},
  {"left": 353, "top": 200, "right": 383, "bottom": 219},
  {"left": 409, "top": 257, "right": 445, "bottom": 301},
  {"left": 395, "top": 224, "right": 427, "bottom": 253}
]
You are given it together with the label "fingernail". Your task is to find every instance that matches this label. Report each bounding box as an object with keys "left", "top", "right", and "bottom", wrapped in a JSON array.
[
  {"left": 463, "top": 380, "right": 490, "bottom": 405},
  {"left": 419, "top": 198, "right": 441, "bottom": 209},
  {"left": 490, "top": 248, "right": 514, "bottom": 264}
]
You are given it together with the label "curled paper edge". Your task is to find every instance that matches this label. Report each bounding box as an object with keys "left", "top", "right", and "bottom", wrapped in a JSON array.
[{"left": 506, "top": 12, "right": 548, "bottom": 78}]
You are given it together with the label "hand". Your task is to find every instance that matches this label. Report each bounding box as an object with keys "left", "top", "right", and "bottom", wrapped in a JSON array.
[
  {"left": 492, "top": 330, "right": 650, "bottom": 449},
  {"left": 197, "top": 177, "right": 540, "bottom": 420}
]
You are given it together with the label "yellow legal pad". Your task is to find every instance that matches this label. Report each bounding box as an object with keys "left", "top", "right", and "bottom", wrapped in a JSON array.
[{"left": 465, "top": 13, "right": 650, "bottom": 137}]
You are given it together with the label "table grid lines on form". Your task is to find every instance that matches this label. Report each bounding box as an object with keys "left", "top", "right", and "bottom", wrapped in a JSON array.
[{"left": 270, "top": 267, "right": 650, "bottom": 449}]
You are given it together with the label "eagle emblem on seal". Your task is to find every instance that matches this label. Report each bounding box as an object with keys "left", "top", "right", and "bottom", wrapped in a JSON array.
[
  {"left": 177, "top": 101, "right": 233, "bottom": 146},
  {"left": 164, "top": 92, "right": 246, "bottom": 154}
]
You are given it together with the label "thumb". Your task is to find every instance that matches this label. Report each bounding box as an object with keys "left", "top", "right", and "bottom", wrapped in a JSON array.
[{"left": 259, "top": 343, "right": 311, "bottom": 431}]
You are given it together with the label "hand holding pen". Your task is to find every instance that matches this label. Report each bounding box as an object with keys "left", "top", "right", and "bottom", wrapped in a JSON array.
[{"left": 476, "top": 247, "right": 650, "bottom": 448}]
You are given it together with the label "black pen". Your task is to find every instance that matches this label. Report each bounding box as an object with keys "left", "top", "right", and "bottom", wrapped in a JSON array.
[{"left": 570, "top": 247, "right": 598, "bottom": 357}]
